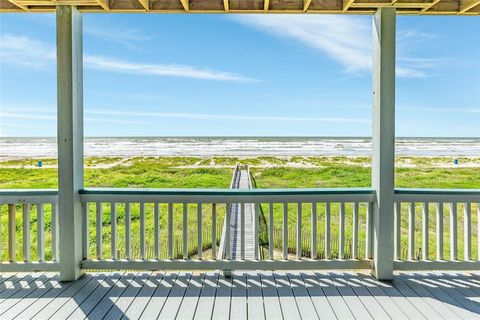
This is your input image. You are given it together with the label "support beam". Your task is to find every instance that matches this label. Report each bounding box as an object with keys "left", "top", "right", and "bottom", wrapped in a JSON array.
[
  {"left": 459, "top": 0, "right": 480, "bottom": 12},
  {"left": 303, "top": 0, "right": 312, "bottom": 11},
  {"left": 138, "top": 0, "right": 149, "bottom": 10},
  {"left": 57, "top": 5, "right": 85, "bottom": 281},
  {"left": 95, "top": 0, "right": 109, "bottom": 10},
  {"left": 180, "top": 0, "right": 189, "bottom": 11},
  {"left": 343, "top": 0, "right": 355, "bottom": 11},
  {"left": 372, "top": 7, "right": 396, "bottom": 281},
  {"left": 223, "top": 0, "right": 229, "bottom": 12},
  {"left": 264, "top": 0, "right": 269, "bottom": 12},
  {"left": 420, "top": 0, "right": 440, "bottom": 13},
  {"left": 7, "top": 0, "right": 28, "bottom": 10}
]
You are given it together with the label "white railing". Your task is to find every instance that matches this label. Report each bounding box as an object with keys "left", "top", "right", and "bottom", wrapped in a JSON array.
[
  {"left": 0, "top": 190, "right": 59, "bottom": 271},
  {"left": 1, "top": 188, "right": 478, "bottom": 273},
  {"left": 78, "top": 188, "right": 375, "bottom": 270},
  {"left": 394, "top": 189, "right": 480, "bottom": 270}
]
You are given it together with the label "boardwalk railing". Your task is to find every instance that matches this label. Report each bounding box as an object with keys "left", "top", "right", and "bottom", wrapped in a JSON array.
[
  {"left": 394, "top": 188, "right": 480, "bottom": 270},
  {"left": 0, "top": 188, "right": 479, "bottom": 272}
]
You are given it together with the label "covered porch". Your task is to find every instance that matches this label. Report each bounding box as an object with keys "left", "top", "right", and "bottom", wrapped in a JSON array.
[{"left": 0, "top": 1, "right": 479, "bottom": 319}]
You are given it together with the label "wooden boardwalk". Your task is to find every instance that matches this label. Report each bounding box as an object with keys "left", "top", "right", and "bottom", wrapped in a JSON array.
[
  {"left": 228, "top": 168, "right": 256, "bottom": 260},
  {"left": 0, "top": 271, "right": 479, "bottom": 319}
]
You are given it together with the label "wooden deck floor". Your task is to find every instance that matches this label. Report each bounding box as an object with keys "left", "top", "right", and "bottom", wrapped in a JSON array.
[{"left": 0, "top": 271, "right": 479, "bottom": 319}]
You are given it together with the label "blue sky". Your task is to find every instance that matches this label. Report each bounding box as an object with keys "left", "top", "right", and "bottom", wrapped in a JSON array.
[{"left": 0, "top": 14, "right": 479, "bottom": 137}]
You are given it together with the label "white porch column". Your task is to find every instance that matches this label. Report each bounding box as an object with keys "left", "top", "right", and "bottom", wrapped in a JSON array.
[
  {"left": 372, "top": 7, "right": 396, "bottom": 280},
  {"left": 57, "top": 6, "right": 84, "bottom": 281}
]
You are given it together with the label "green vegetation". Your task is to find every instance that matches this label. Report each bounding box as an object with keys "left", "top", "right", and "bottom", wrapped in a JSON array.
[{"left": 1, "top": 156, "right": 478, "bottom": 262}]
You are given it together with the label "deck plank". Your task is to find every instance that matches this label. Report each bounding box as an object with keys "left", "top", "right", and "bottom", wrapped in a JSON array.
[
  {"left": 30, "top": 273, "right": 96, "bottom": 319},
  {"left": 103, "top": 272, "right": 151, "bottom": 320},
  {"left": 212, "top": 273, "right": 232, "bottom": 320},
  {"left": 246, "top": 272, "right": 265, "bottom": 320},
  {"left": 341, "top": 272, "right": 391, "bottom": 320},
  {"left": 274, "top": 272, "right": 301, "bottom": 320},
  {"left": 300, "top": 272, "right": 337, "bottom": 320},
  {"left": 86, "top": 272, "right": 137, "bottom": 319},
  {"left": 315, "top": 272, "right": 356, "bottom": 320},
  {"left": 0, "top": 273, "right": 51, "bottom": 316},
  {"left": 420, "top": 272, "right": 480, "bottom": 315},
  {"left": 139, "top": 272, "right": 177, "bottom": 320},
  {"left": 12, "top": 275, "right": 78, "bottom": 319},
  {"left": 260, "top": 272, "right": 282, "bottom": 319},
  {"left": 176, "top": 273, "right": 204, "bottom": 320},
  {"left": 67, "top": 272, "right": 125, "bottom": 320},
  {"left": 0, "top": 275, "right": 61, "bottom": 320},
  {"left": 355, "top": 273, "right": 419, "bottom": 320},
  {"left": 193, "top": 272, "right": 218, "bottom": 320},
  {"left": 230, "top": 272, "right": 247, "bottom": 320},
  {"left": 399, "top": 272, "right": 478, "bottom": 320},
  {"left": 158, "top": 272, "right": 191, "bottom": 320},
  {"left": 0, "top": 271, "right": 477, "bottom": 320},
  {"left": 121, "top": 272, "right": 164, "bottom": 320},
  {"left": 393, "top": 275, "right": 461, "bottom": 320},
  {"left": 0, "top": 273, "right": 41, "bottom": 299},
  {"left": 50, "top": 273, "right": 108, "bottom": 319},
  {"left": 287, "top": 272, "right": 319, "bottom": 320},
  {"left": 329, "top": 272, "right": 373, "bottom": 320}
]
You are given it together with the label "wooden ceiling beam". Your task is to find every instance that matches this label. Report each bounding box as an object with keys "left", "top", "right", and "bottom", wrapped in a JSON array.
[
  {"left": 420, "top": 0, "right": 439, "bottom": 12},
  {"left": 138, "top": 0, "right": 149, "bottom": 11},
  {"left": 303, "top": 0, "right": 312, "bottom": 11},
  {"left": 95, "top": 0, "right": 109, "bottom": 10},
  {"left": 342, "top": 0, "right": 356, "bottom": 11},
  {"left": 179, "top": 0, "right": 189, "bottom": 11},
  {"left": 459, "top": 0, "right": 480, "bottom": 12},
  {"left": 8, "top": 0, "right": 29, "bottom": 10}
]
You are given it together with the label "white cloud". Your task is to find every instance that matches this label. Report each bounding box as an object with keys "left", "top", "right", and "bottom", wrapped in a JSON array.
[
  {"left": 0, "top": 34, "right": 55, "bottom": 69},
  {"left": 398, "top": 106, "right": 480, "bottom": 114},
  {"left": 0, "top": 34, "right": 255, "bottom": 81},
  {"left": 84, "top": 56, "right": 256, "bottom": 82},
  {"left": 234, "top": 15, "right": 371, "bottom": 74},
  {"left": 233, "top": 15, "right": 437, "bottom": 78},
  {"left": 86, "top": 109, "right": 369, "bottom": 123},
  {"left": 0, "top": 105, "right": 368, "bottom": 123}
]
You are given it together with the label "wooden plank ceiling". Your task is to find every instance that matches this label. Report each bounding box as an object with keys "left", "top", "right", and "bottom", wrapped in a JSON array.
[{"left": 1, "top": 0, "right": 478, "bottom": 14}]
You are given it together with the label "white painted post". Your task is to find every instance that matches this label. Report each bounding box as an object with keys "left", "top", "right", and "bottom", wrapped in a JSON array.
[
  {"left": 372, "top": 7, "right": 396, "bottom": 280},
  {"left": 57, "top": 6, "right": 84, "bottom": 281}
]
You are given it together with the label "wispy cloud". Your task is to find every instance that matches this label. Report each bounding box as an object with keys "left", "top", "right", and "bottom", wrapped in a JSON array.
[
  {"left": 233, "top": 15, "right": 440, "bottom": 78},
  {"left": 86, "top": 109, "right": 369, "bottom": 123},
  {"left": 84, "top": 20, "right": 154, "bottom": 49},
  {"left": 0, "top": 34, "right": 255, "bottom": 81},
  {"left": 0, "top": 106, "right": 368, "bottom": 124},
  {"left": 398, "top": 106, "right": 480, "bottom": 114},
  {"left": 233, "top": 15, "right": 371, "bottom": 74},
  {"left": 84, "top": 56, "right": 256, "bottom": 81},
  {"left": 0, "top": 34, "right": 55, "bottom": 69}
]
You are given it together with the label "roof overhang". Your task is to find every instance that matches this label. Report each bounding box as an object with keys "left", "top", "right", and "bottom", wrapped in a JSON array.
[{"left": 1, "top": 0, "right": 478, "bottom": 15}]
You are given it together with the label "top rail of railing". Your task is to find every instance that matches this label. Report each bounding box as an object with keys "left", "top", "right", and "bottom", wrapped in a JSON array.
[
  {"left": 2, "top": 188, "right": 479, "bottom": 204},
  {"left": 395, "top": 188, "right": 480, "bottom": 202},
  {"left": 0, "top": 189, "right": 58, "bottom": 204}
]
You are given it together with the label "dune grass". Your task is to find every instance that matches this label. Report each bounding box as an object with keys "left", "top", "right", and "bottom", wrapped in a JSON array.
[{"left": 1, "top": 156, "right": 478, "bottom": 261}]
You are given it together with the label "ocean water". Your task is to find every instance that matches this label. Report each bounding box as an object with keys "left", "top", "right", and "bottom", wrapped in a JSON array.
[{"left": 1, "top": 137, "right": 479, "bottom": 159}]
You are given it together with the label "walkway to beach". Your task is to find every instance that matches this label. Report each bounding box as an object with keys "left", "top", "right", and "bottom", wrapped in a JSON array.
[{"left": 229, "top": 167, "right": 256, "bottom": 260}]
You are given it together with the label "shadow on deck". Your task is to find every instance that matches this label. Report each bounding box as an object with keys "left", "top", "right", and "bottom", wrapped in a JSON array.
[{"left": 0, "top": 271, "right": 479, "bottom": 319}]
